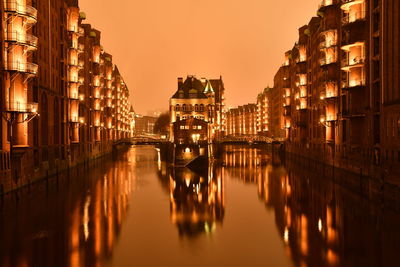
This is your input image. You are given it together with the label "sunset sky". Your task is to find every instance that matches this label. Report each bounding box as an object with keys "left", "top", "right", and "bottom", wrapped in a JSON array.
[{"left": 79, "top": 0, "right": 321, "bottom": 115}]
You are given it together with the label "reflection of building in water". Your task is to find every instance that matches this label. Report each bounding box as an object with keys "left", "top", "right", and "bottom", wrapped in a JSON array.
[
  {"left": 222, "top": 147, "right": 400, "bottom": 267},
  {"left": 0, "top": 149, "right": 137, "bottom": 267},
  {"left": 168, "top": 166, "right": 225, "bottom": 238},
  {"left": 223, "top": 146, "right": 270, "bottom": 183},
  {"left": 256, "top": 160, "right": 400, "bottom": 267}
]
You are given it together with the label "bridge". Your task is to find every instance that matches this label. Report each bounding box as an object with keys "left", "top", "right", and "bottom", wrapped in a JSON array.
[
  {"left": 218, "top": 135, "right": 284, "bottom": 145},
  {"left": 113, "top": 135, "right": 167, "bottom": 146}
]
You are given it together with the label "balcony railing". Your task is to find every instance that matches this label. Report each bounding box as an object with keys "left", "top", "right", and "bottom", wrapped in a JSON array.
[
  {"left": 320, "top": 56, "right": 337, "bottom": 66},
  {"left": 4, "top": 1, "right": 38, "bottom": 22},
  {"left": 319, "top": 40, "right": 337, "bottom": 49},
  {"left": 68, "top": 60, "right": 79, "bottom": 67},
  {"left": 69, "top": 76, "right": 79, "bottom": 83},
  {"left": 70, "top": 116, "right": 85, "bottom": 124},
  {"left": 318, "top": 0, "right": 334, "bottom": 10},
  {"left": 341, "top": 0, "right": 365, "bottom": 9},
  {"left": 69, "top": 91, "right": 79, "bottom": 100},
  {"left": 4, "top": 61, "right": 38, "bottom": 74},
  {"left": 341, "top": 56, "right": 365, "bottom": 69},
  {"left": 320, "top": 88, "right": 338, "bottom": 99},
  {"left": 4, "top": 102, "right": 38, "bottom": 113},
  {"left": 4, "top": 31, "right": 38, "bottom": 49},
  {"left": 342, "top": 11, "right": 366, "bottom": 25},
  {"left": 341, "top": 108, "right": 366, "bottom": 118},
  {"left": 341, "top": 78, "right": 366, "bottom": 89}
]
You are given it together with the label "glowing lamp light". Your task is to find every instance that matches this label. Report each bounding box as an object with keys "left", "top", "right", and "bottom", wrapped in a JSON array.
[{"left": 318, "top": 219, "right": 323, "bottom": 232}]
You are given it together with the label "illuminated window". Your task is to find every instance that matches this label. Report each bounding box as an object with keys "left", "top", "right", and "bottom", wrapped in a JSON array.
[{"left": 198, "top": 125, "right": 202, "bottom": 130}]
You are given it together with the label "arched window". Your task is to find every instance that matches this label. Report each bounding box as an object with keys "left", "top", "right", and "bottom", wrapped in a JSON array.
[
  {"left": 175, "top": 104, "right": 180, "bottom": 111},
  {"left": 182, "top": 104, "right": 187, "bottom": 112},
  {"left": 195, "top": 104, "right": 199, "bottom": 111},
  {"left": 200, "top": 104, "right": 204, "bottom": 112}
]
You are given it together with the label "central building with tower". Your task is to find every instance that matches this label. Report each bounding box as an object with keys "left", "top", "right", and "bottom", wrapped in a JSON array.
[{"left": 169, "top": 75, "right": 226, "bottom": 143}]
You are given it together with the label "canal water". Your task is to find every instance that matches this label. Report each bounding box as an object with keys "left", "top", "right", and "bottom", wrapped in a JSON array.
[{"left": 0, "top": 146, "right": 399, "bottom": 267}]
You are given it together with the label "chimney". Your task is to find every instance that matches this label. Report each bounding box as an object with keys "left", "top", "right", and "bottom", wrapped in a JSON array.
[{"left": 178, "top": 77, "right": 183, "bottom": 89}]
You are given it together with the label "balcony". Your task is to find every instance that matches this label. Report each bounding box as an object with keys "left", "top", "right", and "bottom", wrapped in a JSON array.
[
  {"left": 341, "top": 108, "right": 366, "bottom": 118},
  {"left": 70, "top": 116, "right": 85, "bottom": 124},
  {"left": 341, "top": 78, "right": 366, "bottom": 89},
  {"left": 341, "top": 56, "right": 365, "bottom": 71},
  {"left": 320, "top": 89, "right": 338, "bottom": 100},
  {"left": 318, "top": 0, "right": 335, "bottom": 11},
  {"left": 319, "top": 40, "right": 337, "bottom": 50},
  {"left": 4, "top": 102, "right": 38, "bottom": 113},
  {"left": 4, "top": 31, "right": 38, "bottom": 50},
  {"left": 4, "top": 1, "right": 38, "bottom": 23},
  {"left": 341, "top": 0, "right": 365, "bottom": 11},
  {"left": 320, "top": 56, "right": 337, "bottom": 66},
  {"left": 342, "top": 11, "right": 366, "bottom": 26},
  {"left": 4, "top": 61, "right": 38, "bottom": 75},
  {"left": 68, "top": 76, "right": 79, "bottom": 83},
  {"left": 68, "top": 60, "right": 79, "bottom": 67},
  {"left": 69, "top": 91, "right": 79, "bottom": 100}
]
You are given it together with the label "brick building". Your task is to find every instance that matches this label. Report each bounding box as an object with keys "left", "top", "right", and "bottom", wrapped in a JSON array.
[
  {"left": 0, "top": 0, "right": 134, "bottom": 194},
  {"left": 273, "top": 0, "right": 399, "bottom": 178},
  {"left": 169, "top": 75, "right": 226, "bottom": 142},
  {"left": 226, "top": 104, "right": 257, "bottom": 136}
]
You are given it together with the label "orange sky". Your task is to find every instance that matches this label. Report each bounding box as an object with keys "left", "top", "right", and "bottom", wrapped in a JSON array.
[{"left": 79, "top": 0, "right": 321, "bottom": 115}]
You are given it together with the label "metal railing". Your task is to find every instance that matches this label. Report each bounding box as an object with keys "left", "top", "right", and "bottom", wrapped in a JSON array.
[
  {"left": 4, "top": 101, "right": 38, "bottom": 113},
  {"left": 342, "top": 11, "right": 366, "bottom": 25},
  {"left": 318, "top": 0, "right": 334, "bottom": 9},
  {"left": 341, "top": 78, "right": 366, "bottom": 89},
  {"left": 342, "top": 56, "right": 365, "bottom": 68},
  {"left": 4, "top": 31, "right": 38, "bottom": 48},
  {"left": 320, "top": 56, "right": 337, "bottom": 66},
  {"left": 4, "top": 1, "right": 37, "bottom": 21},
  {"left": 4, "top": 61, "right": 38, "bottom": 74}
]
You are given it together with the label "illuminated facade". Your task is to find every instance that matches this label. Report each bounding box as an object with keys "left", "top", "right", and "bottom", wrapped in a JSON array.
[
  {"left": 257, "top": 88, "right": 270, "bottom": 136},
  {"left": 169, "top": 75, "right": 226, "bottom": 142},
  {"left": 279, "top": 0, "right": 399, "bottom": 178},
  {"left": 168, "top": 166, "right": 225, "bottom": 237},
  {"left": 226, "top": 104, "right": 257, "bottom": 136},
  {"left": 0, "top": 0, "right": 134, "bottom": 194}
]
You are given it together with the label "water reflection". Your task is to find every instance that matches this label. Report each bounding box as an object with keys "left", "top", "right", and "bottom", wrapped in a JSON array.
[
  {"left": 1, "top": 146, "right": 400, "bottom": 267},
  {"left": 0, "top": 149, "right": 138, "bottom": 267},
  {"left": 222, "top": 145, "right": 400, "bottom": 267},
  {"left": 158, "top": 162, "right": 225, "bottom": 238}
]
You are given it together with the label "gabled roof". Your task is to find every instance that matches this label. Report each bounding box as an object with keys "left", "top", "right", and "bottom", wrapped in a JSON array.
[{"left": 171, "top": 76, "right": 208, "bottom": 99}]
